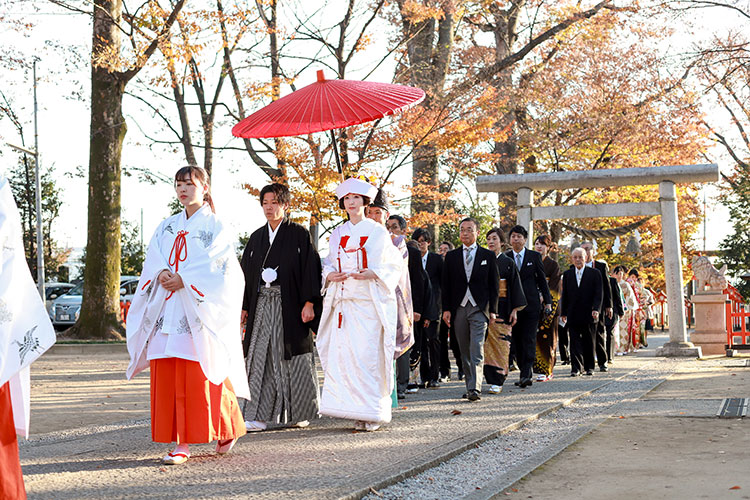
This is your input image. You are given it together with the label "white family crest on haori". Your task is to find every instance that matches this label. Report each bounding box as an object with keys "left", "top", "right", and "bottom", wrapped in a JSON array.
[
  {"left": 0, "top": 176, "right": 56, "bottom": 437},
  {"left": 125, "top": 204, "right": 250, "bottom": 399},
  {"left": 692, "top": 255, "right": 729, "bottom": 292},
  {"left": 316, "top": 218, "right": 402, "bottom": 423}
]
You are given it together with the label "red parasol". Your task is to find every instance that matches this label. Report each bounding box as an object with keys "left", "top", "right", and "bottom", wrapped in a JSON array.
[{"left": 231, "top": 70, "right": 425, "bottom": 173}]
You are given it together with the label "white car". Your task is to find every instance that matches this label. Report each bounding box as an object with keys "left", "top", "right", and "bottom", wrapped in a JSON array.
[{"left": 50, "top": 275, "right": 139, "bottom": 328}]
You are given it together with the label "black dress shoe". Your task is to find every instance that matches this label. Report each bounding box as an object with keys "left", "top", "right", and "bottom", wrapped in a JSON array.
[
  {"left": 599, "top": 365, "right": 608, "bottom": 372},
  {"left": 426, "top": 380, "right": 441, "bottom": 389},
  {"left": 461, "top": 392, "right": 468, "bottom": 399},
  {"left": 561, "top": 360, "right": 570, "bottom": 366},
  {"left": 397, "top": 392, "right": 406, "bottom": 400},
  {"left": 584, "top": 369, "right": 594, "bottom": 376},
  {"left": 458, "top": 373, "right": 465, "bottom": 381},
  {"left": 514, "top": 381, "right": 521, "bottom": 386},
  {"left": 467, "top": 390, "right": 480, "bottom": 401},
  {"left": 520, "top": 378, "right": 533, "bottom": 388},
  {"left": 570, "top": 371, "right": 580, "bottom": 377}
]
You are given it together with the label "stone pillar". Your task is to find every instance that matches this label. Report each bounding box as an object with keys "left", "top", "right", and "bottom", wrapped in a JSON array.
[
  {"left": 691, "top": 292, "right": 728, "bottom": 355},
  {"left": 517, "top": 187, "right": 533, "bottom": 249},
  {"left": 656, "top": 181, "right": 702, "bottom": 357}
]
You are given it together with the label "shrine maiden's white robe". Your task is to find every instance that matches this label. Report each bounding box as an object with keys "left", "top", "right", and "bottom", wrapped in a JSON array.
[
  {"left": 317, "top": 218, "right": 402, "bottom": 423},
  {"left": 0, "top": 176, "right": 56, "bottom": 437},
  {"left": 126, "top": 204, "right": 250, "bottom": 400}
]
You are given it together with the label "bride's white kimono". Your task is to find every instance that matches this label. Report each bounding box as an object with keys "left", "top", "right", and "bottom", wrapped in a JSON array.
[
  {"left": 0, "top": 176, "right": 56, "bottom": 437},
  {"left": 317, "top": 218, "right": 402, "bottom": 423},
  {"left": 126, "top": 204, "right": 250, "bottom": 400}
]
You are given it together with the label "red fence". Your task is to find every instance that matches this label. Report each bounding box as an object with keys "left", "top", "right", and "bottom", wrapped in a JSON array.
[{"left": 725, "top": 284, "right": 750, "bottom": 350}]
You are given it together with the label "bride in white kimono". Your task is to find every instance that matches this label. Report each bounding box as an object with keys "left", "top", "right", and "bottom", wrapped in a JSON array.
[
  {"left": 0, "top": 175, "right": 56, "bottom": 498},
  {"left": 126, "top": 166, "right": 249, "bottom": 465},
  {"left": 317, "top": 178, "right": 402, "bottom": 431}
]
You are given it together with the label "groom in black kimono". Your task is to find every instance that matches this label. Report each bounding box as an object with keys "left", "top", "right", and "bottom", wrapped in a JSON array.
[{"left": 240, "top": 183, "right": 323, "bottom": 432}]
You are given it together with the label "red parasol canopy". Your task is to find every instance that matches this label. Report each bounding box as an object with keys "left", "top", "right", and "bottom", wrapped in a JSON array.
[{"left": 231, "top": 70, "right": 425, "bottom": 139}]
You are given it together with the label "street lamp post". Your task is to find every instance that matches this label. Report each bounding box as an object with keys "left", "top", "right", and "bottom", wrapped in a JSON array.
[{"left": 6, "top": 60, "right": 45, "bottom": 300}]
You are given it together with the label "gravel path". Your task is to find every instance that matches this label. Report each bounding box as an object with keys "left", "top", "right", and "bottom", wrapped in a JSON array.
[{"left": 365, "top": 358, "right": 680, "bottom": 500}]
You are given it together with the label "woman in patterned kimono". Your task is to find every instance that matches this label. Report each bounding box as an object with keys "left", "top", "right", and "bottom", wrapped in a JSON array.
[
  {"left": 240, "top": 183, "right": 322, "bottom": 432},
  {"left": 484, "top": 228, "right": 526, "bottom": 394},
  {"left": 615, "top": 266, "right": 638, "bottom": 354},
  {"left": 317, "top": 178, "right": 402, "bottom": 431},
  {"left": 533, "top": 235, "right": 561, "bottom": 381},
  {"left": 126, "top": 166, "right": 249, "bottom": 465},
  {"left": 0, "top": 175, "right": 56, "bottom": 499},
  {"left": 621, "top": 268, "right": 646, "bottom": 353}
]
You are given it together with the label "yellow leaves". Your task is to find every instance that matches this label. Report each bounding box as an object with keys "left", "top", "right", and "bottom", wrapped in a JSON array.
[{"left": 399, "top": 0, "right": 445, "bottom": 24}]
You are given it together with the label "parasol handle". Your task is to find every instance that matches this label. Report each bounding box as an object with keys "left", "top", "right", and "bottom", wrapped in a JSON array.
[{"left": 330, "top": 129, "right": 344, "bottom": 181}]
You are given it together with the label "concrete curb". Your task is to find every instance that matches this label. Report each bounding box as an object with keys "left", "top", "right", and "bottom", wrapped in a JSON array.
[
  {"left": 340, "top": 360, "right": 659, "bottom": 500},
  {"left": 45, "top": 343, "right": 128, "bottom": 355},
  {"left": 462, "top": 372, "right": 670, "bottom": 499}
]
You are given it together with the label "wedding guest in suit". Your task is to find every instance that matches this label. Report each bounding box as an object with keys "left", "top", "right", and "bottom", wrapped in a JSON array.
[
  {"left": 441, "top": 218, "right": 499, "bottom": 401},
  {"left": 560, "top": 247, "right": 603, "bottom": 376},
  {"left": 580, "top": 241, "right": 613, "bottom": 372},
  {"left": 605, "top": 267, "right": 625, "bottom": 363},
  {"left": 505, "top": 225, "right": 552, "bottom": 388},
  {"left": 413, "top": 228, "right": 442, "bottom": 389},
  {"left": 436, "top": 241, "right": 462, "bottom": 381}
]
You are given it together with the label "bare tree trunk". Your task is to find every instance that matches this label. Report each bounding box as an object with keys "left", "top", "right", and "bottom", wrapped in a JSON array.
[
  {"left": 399, "top": 1, "right": 454, "bottom": 239},
  {"left": 69, "top": 0, "right": 127, "bottom": 339}
]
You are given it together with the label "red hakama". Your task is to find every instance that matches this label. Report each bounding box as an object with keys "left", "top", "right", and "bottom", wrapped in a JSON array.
[
  {"left": 0, "top": 382, "right": 25, "bottom": 500},
  {"left": 150, "top": 359, "right": 246, "bottom": 444}
]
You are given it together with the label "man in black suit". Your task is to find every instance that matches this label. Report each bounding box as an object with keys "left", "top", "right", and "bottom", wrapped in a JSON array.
[
  {"left": 506, "top": 225, "right": 552, "bottom": 388},
  {"left": 560, "top": 247, "right": 603, "bottom": 376},
  {"left": 413, "top": 228, "right": 442, "bottom": 389},
  {"left": 605, "top": 266, "right": 625, "bottom": 363},
  {"left": 580, "top": 241, "right": 613, "bottom": 372},
  {"left": 385, "top": 214, "right": 427, "bottom": 396},
  {"left": 442, "top": 218, "right": 499, "bottom": 401}
]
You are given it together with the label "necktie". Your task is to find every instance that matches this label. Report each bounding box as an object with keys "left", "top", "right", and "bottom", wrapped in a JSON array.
[
  {"left": 465, "top": 247, "right": 473, "bottom": 267},
  {"left": 515, "top": 253, "right": 522, "bottom": 270}
]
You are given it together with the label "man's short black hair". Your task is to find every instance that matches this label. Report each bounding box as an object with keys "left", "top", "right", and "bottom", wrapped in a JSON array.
[
  {"left": 508, "top": 225, "right": 528, "bottom": 239},
  {"left": 412, "top": 227, "right": 433, "bottom": 243},
  {"left": 459, "top": 217, "right": 478, "bottom": 230},
  {"left": 259, "top": 183, "right": 291, "bottom": 206},
  {"left": 388, "top": 214, "right": 407, "bottom": 230}
]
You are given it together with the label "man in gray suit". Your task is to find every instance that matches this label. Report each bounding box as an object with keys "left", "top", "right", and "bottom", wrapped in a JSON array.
[{"left": 441, "top": 218, "right": 499, "bottom": 401}]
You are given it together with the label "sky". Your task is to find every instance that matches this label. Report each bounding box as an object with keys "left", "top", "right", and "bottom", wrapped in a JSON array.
[{"left": 0, "top": 0, "right": 742, "bottom": 273}]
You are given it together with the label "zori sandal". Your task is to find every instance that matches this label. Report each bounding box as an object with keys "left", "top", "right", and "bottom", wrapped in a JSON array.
[
  {"left": 162, "top": 452, "right": 190, "bottom": 465},
  {"left": 216, "top": 438, "right": 238, "bottom": 455}
]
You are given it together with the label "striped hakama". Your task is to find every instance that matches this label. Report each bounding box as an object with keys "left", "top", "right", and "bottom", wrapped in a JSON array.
[{"left": 242, "top": 286, "right": 319, "bottom": 425}]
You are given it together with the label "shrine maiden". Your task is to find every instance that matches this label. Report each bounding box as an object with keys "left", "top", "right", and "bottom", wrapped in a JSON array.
[
  {"left": 0, "top": 175, "right": 56, "bottom": 498},
  {"left": 317, "top": 178, "right": 402, "bottom": 431},
  {"left": 126, "top": 166, "right": 248, "bottom": 465}
]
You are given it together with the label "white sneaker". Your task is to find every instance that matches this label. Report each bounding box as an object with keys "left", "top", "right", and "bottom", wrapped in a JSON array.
[
  {"left": 536, "top": 374, "right": 547, "bottom": 382},
  {"left": 488, "top": 385, "right": 502, "bottom": 394},
  {"left": 294, "top": 420, "right": 310, "bottom": 428},
  {"left": 245, "top": 420, "right": 267, "bottom": 432},
  {"left": 406, "top": 387, "right": 419, "bottom": 394}
]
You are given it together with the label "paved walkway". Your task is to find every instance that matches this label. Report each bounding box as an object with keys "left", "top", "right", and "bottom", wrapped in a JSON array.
[{"left": 20, "top": 332, "right": 747, "bottom": 499}]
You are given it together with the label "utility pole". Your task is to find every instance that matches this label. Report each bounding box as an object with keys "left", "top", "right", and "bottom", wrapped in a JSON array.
[
  {"left": 33, "top": 60, "right": 45, "bottom": 299},
  {"left": 7, "top": 60, "right": 45, "bottom": 299}
]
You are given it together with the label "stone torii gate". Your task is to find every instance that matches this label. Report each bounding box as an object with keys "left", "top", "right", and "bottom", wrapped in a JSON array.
[{"left": 476, "top": 164, "right": 720, "bottom": 357}]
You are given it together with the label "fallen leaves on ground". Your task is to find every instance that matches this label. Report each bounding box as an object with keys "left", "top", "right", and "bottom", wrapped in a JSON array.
[{"left": 451, "top": 409, "right": 462, "bottom": 415}]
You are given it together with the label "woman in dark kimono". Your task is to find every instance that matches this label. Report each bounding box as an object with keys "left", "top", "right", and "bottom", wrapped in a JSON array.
[
  {"left": 484, "top": 228, "right": 526, "bottom": 394},
  {"left": 240, "top": 183, "right": 323, "bottom": 432},
  {"left": 533, "top": 234, "right": 561, "bottom": 381}
]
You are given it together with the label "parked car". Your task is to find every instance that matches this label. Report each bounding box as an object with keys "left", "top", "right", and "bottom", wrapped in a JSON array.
[
  {"left": 44, "top": 282, "right": 75, "bottom": 313},
  {"left": 50, "top": 275, "right": 139, "bottom": 328}
]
